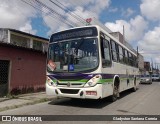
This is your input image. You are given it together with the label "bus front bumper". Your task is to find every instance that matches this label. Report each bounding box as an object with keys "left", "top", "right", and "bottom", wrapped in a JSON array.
[{"left": 46, "top": 84, "right": 102, "bottom": 99}]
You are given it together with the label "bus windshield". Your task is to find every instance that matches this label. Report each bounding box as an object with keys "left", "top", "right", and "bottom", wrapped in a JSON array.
[{"left": 47, "top": 38, "right": 99, "bottom": 73}]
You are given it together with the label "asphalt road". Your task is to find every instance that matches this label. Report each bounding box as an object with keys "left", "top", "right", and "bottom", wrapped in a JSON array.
[{"left": 0, "top": 82, "right": 160, "bottom": 124}]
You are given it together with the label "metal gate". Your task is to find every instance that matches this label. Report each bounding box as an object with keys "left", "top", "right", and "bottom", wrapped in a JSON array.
[{"left": 0, "top": 60, "right": 10, "bottom": 97}]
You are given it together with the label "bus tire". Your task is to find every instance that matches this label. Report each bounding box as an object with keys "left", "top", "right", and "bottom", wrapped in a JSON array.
[
  {"left": 109, "top": 85, "right": 119, "bottom": 102},
  {"left": 131, "top": 78, "right": 137, "bottom": 92}
]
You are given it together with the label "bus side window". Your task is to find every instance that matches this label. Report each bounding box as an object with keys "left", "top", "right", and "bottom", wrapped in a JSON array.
[
  {"left": 124, "top": 49, "right": 128, "bottom": 64},
  {"left": 100, "top": 36, "right": 105, "bottom": 59},
  {"left": 119, "top": 45, "right": 124, "bottom": 63},
  {"left": 116, "top": 43, "right": 120, "bottom": 62},
  {"left": 100, "top": 36, "right": 112, "bottom": 67},
  {"left": 111, "top": 40, "right": 118, "bottom": 62},
  {"left": 134, "top": 56, "right": 138, "bottom": 67}
]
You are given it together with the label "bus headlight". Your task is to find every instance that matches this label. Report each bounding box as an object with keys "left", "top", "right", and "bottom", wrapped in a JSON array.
[
  {"left": 84, "top": 75, "right": 101, "bottom": 87},
  {"left": 46, "top": 76, "right": 57, "bottom": 87}
]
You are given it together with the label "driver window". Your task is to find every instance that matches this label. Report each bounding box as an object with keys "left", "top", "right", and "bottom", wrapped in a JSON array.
[{"left": 100, "top": 33, "right": 112, "bottom": 67}]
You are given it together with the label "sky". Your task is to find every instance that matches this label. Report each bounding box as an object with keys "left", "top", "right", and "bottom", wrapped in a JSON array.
[{"left": 1, "top": 0, "right": 160, "bottom": 66}]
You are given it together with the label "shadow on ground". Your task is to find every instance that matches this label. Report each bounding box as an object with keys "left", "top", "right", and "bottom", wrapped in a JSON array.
[
  {"left": 48, "top": 88, "right": 136, "bottom": 109},
  {"left": 140, "top": 83, "right": 152, "bottom": 85}
]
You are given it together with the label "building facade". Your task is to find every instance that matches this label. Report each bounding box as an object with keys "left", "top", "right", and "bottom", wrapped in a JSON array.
[
  {"left": 0, "top": 28, "right": 48, "bottom": 52},
  {"left": 138, "top": 54, "right": 144, "bottom": 74},
  {"left": 0, "top": 29, "right": 48, "bottom": 96}
]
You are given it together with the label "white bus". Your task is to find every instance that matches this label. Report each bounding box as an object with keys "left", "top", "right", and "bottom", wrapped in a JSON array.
[{"left": 46, "top": 25, "right": 140, "bottom": 101}]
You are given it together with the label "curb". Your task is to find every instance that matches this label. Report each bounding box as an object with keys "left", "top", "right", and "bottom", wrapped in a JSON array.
[
  {"left": 17, "top": 92, "right": 46, "bottom": 97},
  {"left": 0, "top": 97, "right": 57, "bottom": 112},
  {"left": 0, "top": 98, "right": 11, "bottom": 103}
]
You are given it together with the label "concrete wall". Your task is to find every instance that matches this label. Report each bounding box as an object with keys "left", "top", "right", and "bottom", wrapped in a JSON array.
[
  {"left": 0, "top": 43, "right": 47, "bottom": 94},
  {"left": 0, "top": 29, "right": 8, "bottom": 42},
  {"left": 109, "top": 32, "right": 124, "bottom": 44},
  {"left": 138, "top": 54, "right": 144, "bottom": 70}
]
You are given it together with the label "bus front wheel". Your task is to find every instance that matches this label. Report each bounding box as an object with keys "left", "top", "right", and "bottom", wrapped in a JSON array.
[{"left": 109, "top": 85, "right": 119, "bottom": 102}]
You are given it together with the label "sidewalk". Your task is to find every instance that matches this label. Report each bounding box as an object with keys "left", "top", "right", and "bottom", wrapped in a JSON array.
[{"left": 0, "top": 92, "right": 56, "bottom": 112}]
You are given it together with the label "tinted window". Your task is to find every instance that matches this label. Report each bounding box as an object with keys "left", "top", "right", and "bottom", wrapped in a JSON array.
[
  {"left": 124, "top": 49, "right": 128, "bottom": 64},
  {"left": 100, "top": 34, "right": 112, "bottom": 67},
  {"left": 119, "top": 45, "right": 124, "bottom": 63},
  {"left": 111, "top": 40, "right": 118, "bottom": 62},
  {"left": 128, "top": 52, "right": 132, "bottom": 66},
  {"left": 48, "top": 38, "right": 99, "bottom": 72}
]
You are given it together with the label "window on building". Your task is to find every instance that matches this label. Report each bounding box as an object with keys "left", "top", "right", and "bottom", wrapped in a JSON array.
[
  {"left": 42, "top": 42, "right": 48, "bottom": 52},
  {"left": 11, "top": 34, "right": 30, "bottom": 48},
  {"left": 33, "top": 40, "right": 43, "bottom": 51},
  {"left": 0, "top": 29, "right": 8, "bottom": 42}
]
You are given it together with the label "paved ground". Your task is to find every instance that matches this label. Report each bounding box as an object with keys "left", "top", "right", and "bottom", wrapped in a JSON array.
[{"left": 0, "top": 82, "right": 160, "bottom": 124}]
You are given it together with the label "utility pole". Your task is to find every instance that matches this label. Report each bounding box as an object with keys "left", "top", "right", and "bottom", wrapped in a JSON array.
[
  {"left": 150, "top": 58, "right": 153, "bottom": 75},
  {"left": 155, "top": 62, "right": 156, "bottom": 70},
  {"left": 151, "top": 59, "right": 153, "bottom": 71},
  {"left": 137, "top": 46, "right": 139, "bottom": 68},
  {"left": 123, "top": 25, "right": 125, "bottom": 44}
]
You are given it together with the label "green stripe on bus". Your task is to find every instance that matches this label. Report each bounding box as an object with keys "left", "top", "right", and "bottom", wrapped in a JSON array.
[
  {"left": 98, "top": 77, "right": 135, "bottom": 84},
  {"left": 97, "top": 79, "right": 113, "bottom": 84},
  {"left": 52, "top": 77, "right": 135, "bottom": 84}
]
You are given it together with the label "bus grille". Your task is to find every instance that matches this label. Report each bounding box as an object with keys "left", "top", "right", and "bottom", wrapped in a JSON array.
[
  {"left": 57, "top": 83, "right": 83, "bottom": 87},
  {"left": 59, "top": 89, "right": 79, "bottom": 94}
]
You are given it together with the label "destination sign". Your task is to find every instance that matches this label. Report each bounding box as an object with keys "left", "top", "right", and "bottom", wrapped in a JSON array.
[{"left": 50, "top": 27, "right": 98, "bottom": 42}]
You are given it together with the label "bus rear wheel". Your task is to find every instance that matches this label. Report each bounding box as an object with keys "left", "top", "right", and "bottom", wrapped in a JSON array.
[
  {"left": 131, "top": 78, "right": 137, "bottom": 92},
  {"left": 132, "top": 84, "right": 137, "bottom": 92}
]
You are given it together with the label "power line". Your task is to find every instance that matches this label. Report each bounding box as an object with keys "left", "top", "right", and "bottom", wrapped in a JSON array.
[
  {"left": 35, "top": 0, "right": 77, "bottom": 27},
  {"left": 21, "top": 0, "right": 99, "bottom": 28},
  {"left": 37, "top": 0, "right": 84, "bottom": 27},
  {"left": 21, "top": 0, "right": 104, "bottom": 31},
  {"left": 21, "top": 0, "right": 77, "bottom": 28},
  {"left": 51, "top": 0, "right": 86, "bottom": 24},
  {"left": 42, "top": 0, "right": 87, "bottom": 26},
  {"left": 68, "top": 0, "right": 97, "bottom": 17}
]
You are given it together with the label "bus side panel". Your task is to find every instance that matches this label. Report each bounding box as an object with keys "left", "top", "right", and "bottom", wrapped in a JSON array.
[{"left": 102, "top": 83, "right": 113, "bottom": 98}]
